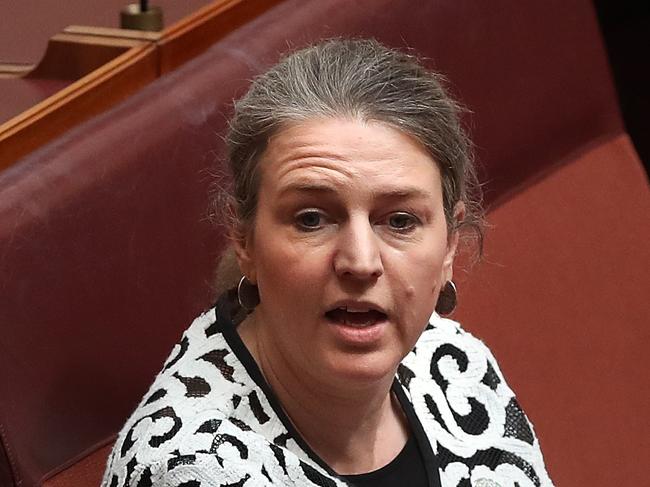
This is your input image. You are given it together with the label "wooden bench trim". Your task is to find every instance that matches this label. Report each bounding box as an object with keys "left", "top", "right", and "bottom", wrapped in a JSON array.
[{"left": 0, "top": 42, "right": 157, "bottom": 169}]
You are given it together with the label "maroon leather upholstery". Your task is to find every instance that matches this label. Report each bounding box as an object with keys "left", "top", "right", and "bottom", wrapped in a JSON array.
[
  {"left": 41, "top": 442, "right": 114, "bottom": 487},
  {"left": 455, "top": 133, "right": 650, "bottom": 485},
  {"left": 0, "top": 0, "right": 640, "bottom": 486},
  {"left": 0, "top": 56, "right": 238, "bottom": 486}
]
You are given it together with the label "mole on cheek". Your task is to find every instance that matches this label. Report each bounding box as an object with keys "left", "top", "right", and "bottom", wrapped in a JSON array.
[{"left": 405, "top": 286, "right": 416, "bottom": 298}]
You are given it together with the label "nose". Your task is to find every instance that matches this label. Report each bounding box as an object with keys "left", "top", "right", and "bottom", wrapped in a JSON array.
[{"left": 333, "top": 216, "right": 384, "bottom": 281}]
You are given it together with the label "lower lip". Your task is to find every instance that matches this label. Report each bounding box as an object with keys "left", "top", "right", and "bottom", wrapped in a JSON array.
[{"left": 326, "top": 318, "right": 387, "bottom": 346}]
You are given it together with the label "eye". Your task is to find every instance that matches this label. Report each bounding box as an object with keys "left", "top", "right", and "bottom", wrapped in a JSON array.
[
  {"left": 387, "top": 212, "right": 419, "bottom": 232},
  {"left": 295, "top": 209, "right": 325, "bottom": 231}
]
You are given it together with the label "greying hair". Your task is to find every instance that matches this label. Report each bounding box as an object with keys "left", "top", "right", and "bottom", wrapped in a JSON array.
[{"left": 225, "top": 38, "right": 484, "bottom": 251}]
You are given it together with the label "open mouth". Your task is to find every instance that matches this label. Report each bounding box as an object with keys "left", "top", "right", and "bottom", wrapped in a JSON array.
[{"left": 324, "top": 307, "right": 388, "bottom": 327}]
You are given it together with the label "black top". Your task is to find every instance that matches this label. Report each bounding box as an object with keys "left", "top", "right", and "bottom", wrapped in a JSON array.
[
  {"left": 341, "top": 433, "right": 428, "bottom": 486},
  {"left": 216, "top": 290, "right": 441, "bottom": 487}
]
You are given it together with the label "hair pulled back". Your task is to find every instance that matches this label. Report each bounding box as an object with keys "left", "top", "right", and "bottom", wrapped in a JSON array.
[{"left": 225, "top": 38, "right": 483, "bottom": 251}]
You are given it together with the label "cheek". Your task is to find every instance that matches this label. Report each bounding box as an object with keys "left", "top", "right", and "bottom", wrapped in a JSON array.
[
  {"left": 400, "top": 243, "right": 448, "bottom": 296},
  {"left": 254, "top": 235, "right": 329, "bottom": 303},
  {"left": 391, "top": 244, "right": 448, "bottom": 333}
]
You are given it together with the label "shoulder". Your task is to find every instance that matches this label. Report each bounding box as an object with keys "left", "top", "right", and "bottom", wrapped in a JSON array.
[
  {"left": 416, "top": 313, "right": 499, "bottom": 362},
  {"left": 400, "top": 313, "right": 555, "bottom": 487},
  {"left": 402, "top": 314, "right": 511, "bottom": 398},
  {"left": 103, "top": 421, "right": 282, "bottom": 487},
  {"left": 102, "top": 306, "right": 346, "bottom": 487},
  {"left": 102, "top": 308, "right": 262, "bottom": 486}
]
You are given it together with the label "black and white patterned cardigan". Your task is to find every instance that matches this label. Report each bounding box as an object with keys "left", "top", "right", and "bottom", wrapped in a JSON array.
[{"left": 103, "top": 295, "right": 554, "bottom": 487}]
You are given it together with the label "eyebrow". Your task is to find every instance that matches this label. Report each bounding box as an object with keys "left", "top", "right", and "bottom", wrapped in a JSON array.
[
  {"left": 278, "top": 182, "right": 338, "bottom": 196},
  {"left": 277, "top": 182, "right": 433, "bottom": 200}
]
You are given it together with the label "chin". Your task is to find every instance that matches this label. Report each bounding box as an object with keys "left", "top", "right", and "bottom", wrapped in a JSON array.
[{"left": 321, "top": 349, "right": 402, "bottom": 387}]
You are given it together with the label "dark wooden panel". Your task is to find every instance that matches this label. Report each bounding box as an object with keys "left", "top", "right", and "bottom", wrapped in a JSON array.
[{"left": 0, "top": 41, "right": 157, "bottom": 170}]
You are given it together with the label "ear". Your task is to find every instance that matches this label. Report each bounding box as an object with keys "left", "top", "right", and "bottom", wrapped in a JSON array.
[
  {"left": 441, "top": 202, "right": 465, "bottom": 283},
  {"left": 231, "top": 224, "right": 257, "bottom": 284}
]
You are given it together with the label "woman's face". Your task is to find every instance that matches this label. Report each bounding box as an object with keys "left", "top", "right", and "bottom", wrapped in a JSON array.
[{"left": 235, "top": 118, "right": 459, "bottom": 388}]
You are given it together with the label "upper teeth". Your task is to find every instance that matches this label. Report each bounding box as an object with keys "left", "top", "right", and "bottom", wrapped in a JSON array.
[{"left": 339, "top": 306, "right": 371, "bottom": 313}]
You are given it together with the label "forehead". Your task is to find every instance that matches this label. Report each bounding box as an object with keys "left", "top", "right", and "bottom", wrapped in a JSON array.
[{"left": 258, "top": 118, "right": 442, "bottom": 198}]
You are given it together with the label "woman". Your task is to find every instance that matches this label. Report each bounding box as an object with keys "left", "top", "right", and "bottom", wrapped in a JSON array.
[{"left": 103, "top": 39, "right": 553, "bottom": 487}]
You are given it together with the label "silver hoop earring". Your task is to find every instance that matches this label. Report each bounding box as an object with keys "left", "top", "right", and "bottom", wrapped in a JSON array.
[
  {"left": 435, "top": 280, "right": 457, "bottom": 316},
  {"left": 237, "top": 276, "right": 260, "bottom": 311}
]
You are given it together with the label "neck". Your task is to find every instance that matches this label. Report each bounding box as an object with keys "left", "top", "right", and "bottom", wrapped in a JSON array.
[{"left": 238, "top": 313, "right": 409, "bottom": 475}]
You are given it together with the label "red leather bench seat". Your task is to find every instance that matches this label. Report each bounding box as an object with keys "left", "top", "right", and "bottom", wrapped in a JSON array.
[{"left": 455, "top": 133, "right": 650, "bottom": 485}]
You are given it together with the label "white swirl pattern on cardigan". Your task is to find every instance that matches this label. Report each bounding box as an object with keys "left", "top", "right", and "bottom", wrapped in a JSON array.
[{"left": 102, "top": 307, "right": 554, "bottom": 487}]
